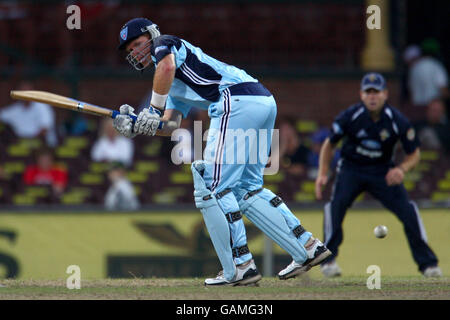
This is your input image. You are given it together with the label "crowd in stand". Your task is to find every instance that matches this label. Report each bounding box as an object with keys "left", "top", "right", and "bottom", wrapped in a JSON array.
[
  {"left": 402, "top": 39, "right": 450, "bottom": 154},
  {"left": 0, "top": 81, "right": 139, "bottom": 209}
]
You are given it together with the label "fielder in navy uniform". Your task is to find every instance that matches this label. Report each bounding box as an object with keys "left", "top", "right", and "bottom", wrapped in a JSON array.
[
  {"left": 315, "top": 73, "right": 442, "bottom": 278},
  {"left": 112, "top": 18, "right": 331, "bottom": 285}
]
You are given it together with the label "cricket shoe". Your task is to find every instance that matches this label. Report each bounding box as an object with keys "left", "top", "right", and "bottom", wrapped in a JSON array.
[
  {"left": 278, "top": 237, "right": 331, "bottom": 280},
  {"left": 320, "top": 260, "right": 342, "bottom": 278},
  {"left": 204, "top": 259, "right": 262, "bottom": 286},
  {"left": 422, "top": 266, "right": 442, "bottom": 278}
]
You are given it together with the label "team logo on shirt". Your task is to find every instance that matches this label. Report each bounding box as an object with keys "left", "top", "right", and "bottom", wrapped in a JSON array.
[
  {"left": 120, "top": 27, "right": 128, "bottom": 40},
  {"left": 361, "top": 139, "right": 381, "bottom": 150},
  {"left": 379, "top": 129, "right": 390, "bottom": 141},
  {"left": 407, "top": 128, "right": 415, "bottom": 141}
]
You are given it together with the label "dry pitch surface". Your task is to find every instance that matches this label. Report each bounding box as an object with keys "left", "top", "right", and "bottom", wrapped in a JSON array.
[{"left": 0, "top": 276, "right": 448, "bottom": 300}]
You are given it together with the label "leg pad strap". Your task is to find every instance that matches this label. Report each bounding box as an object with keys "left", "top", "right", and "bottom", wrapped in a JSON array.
[
  {"left": 270, "top": 196, "right": 283, "bottom": 207},
  {"left": 293, "top": 225, "right": 307, "bottom": 238},
  {"left": 243, "top": 188, "right": 263, "bottom": 200},
  {"left": 226, "top": 211, "right": 243, "bottom": 223},
  {"left": 232, "top": 245, "right": 250, "bottom": 258},
  {"left": 216, "top": 188, "right": 232, "bottom": 199}
]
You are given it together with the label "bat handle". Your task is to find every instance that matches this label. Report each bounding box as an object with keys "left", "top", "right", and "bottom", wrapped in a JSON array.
[{"left": 111, "top": 110, "right": 163, "bottom": 130}]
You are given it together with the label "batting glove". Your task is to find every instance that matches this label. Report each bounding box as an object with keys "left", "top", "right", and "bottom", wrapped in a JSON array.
[
  {"left": 133, "top": 107, "right": 161, "bottom": 136},
  {"left": 112, "top": 104, "right": 138, "bottom": 139}
]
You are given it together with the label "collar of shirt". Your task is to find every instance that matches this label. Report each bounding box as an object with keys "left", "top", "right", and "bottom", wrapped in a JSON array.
[{"left": 359, "top": 102, "right": 392, "bottom": 123}]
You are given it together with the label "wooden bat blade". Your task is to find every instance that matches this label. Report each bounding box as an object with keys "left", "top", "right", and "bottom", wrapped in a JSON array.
[{"left": 10, "top": 90, "right": 118, "bottom": 118}]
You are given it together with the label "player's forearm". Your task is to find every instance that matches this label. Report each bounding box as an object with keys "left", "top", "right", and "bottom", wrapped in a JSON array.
[
  {"left": 149, "top": 55, "right": 175, "bottom": 118},
  {"left": 398, "top": 148, "right": 420, "bottom": 173},
  {"left": 152, "top": 54, "right": 176, "bottom": 96},
  {"left": 149, "top": 54, "right": 177, "bottom": 136},
  {"left": 318, "top": 138, "right": 335, "bottom": 177}
]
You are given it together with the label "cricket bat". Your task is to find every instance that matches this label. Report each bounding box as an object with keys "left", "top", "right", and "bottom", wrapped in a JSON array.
[{"left": 10, "top": 90, "right": 135, "bottom": 121}]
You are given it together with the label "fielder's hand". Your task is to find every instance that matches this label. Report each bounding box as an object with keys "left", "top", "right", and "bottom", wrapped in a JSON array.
[
  {"left": 315, "top": 174, "right": 328, "bottom": 200},
  {"left": 385, "top": 167, "right": 404, "bottom": 186},
  {"left": 134, "top": 107, "right": 161, "bottom": 136},
  {"left": 113, "top": 104, "right": 138, "bottom": 138}
]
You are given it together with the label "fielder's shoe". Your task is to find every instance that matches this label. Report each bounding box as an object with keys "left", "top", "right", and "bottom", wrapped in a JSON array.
[
  {"left": 422, "top": 266, "right": 442, "bottom": 278},
  {"left": 320, "top": 260, "right": 342, "bottom": 278},
  {"left": 204, "top": 259, "right": 262, "bottom": 286},
  {"left": 278, "top": 237, "right": 331, "bottom": 280}
]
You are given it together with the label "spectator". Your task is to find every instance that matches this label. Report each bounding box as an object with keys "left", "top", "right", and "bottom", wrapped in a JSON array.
[
  {"left": 307, "top": 128, "right": 340, "bottom": 179},
  {"left": 61, "top": 112, "right": 89, "bottom": 137},
  {"left": 0, "top": 81, "right": 58, "bottom": 146},
  {"left": 278, "top": 118, "right": 311, "bottom": 176},
  {"left": 91, "top": 118, "right": 134, "bottom": 167},
  {"left": 415, "top": 99, "right": 450, "bottom": 153},
  {"left": 403, "top": 41, "right": 448, "bottom": 118},
  {"left": 23, "top": 148, "right": 68, "bottom": 197},
  {"left": 104, "top": 162, "right": 140, "bottom": 211}
]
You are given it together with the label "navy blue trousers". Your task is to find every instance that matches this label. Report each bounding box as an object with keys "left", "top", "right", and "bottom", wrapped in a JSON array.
[{"left": 322, "top": 165, "right": 439, "bottom": 272}]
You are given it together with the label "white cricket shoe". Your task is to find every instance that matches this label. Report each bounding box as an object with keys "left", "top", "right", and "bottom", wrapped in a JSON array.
[
  {"left": 204, "top": 259, "right": 262, "bottom": 286},
  {"left": 423, "top": 266, "right": 442, "bottom": 278},
  {"left": 278, "top": 237, "right": 332, "bottom": 280},
  {"left": 320, "top": 260, "right": 342, "bottom": 278}
]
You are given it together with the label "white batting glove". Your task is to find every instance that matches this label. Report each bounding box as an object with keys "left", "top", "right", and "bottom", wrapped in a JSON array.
[
  {"left": 133, "top": 107, "right": 161, "bottom": 136},
  {"left": 112, "top": 104, "right": 138, "bottom": 138}
]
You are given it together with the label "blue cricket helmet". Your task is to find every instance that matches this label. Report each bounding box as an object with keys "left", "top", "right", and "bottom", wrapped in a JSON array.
[{"left": 118, "top": 17, "right": 160, "bottom": 50}]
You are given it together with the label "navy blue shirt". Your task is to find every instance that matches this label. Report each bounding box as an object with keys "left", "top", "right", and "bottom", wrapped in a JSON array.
[{"left": 329, "top": 102, "right": 420, "bottom": 170}]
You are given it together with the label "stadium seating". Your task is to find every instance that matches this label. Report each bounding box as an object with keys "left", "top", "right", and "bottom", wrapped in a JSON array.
[
  {"left": 1, "top": 116, "right": 448, "bottom": 207},
  {"left": 0, "top": 2, "right": 365, "bottom": 70}
]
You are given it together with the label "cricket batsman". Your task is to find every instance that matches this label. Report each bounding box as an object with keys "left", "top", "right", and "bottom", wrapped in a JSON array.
[{"left": 112, "top": 18, "right": 331, "bottom": 285}]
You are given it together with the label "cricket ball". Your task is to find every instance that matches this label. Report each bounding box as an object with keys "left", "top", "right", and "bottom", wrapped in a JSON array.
[{"left": 374, "top": 225, "right": 388, "bottom": 238}]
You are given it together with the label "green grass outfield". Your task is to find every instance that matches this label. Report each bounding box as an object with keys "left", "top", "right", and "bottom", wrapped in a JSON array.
[
  {"left": 288, "top": 208, "right": 449, "bottom": 278},
  {"left": 0, "top": 277, "right": 448, "bottom": 300},
  {"left": 0, "top": 208, "right": 448, "bottom": 300}
]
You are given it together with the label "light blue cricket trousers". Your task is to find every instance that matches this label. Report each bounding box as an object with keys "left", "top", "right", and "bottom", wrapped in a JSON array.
[{"left": 202, "top": 82, "right": 305, "bottom": 264}]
